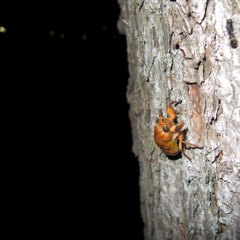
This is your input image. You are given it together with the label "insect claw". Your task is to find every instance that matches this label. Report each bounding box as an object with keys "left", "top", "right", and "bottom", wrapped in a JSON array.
[{"left": 175, "top": 100, "right": 182, "bottom": 105}]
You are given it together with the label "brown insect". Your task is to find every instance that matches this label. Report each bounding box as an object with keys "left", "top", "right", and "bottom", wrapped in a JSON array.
[{"left": 154, "top": 100, "right": 203, "bottom": 161}]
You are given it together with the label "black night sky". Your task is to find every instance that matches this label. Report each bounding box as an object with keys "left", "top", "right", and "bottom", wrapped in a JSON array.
[{"left": 1, "top": 1, "right": 144, "bottom": 239}]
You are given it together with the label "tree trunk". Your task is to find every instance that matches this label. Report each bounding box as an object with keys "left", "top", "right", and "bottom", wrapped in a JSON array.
[{"left": 118, "top": 0, "right": 240, "bottom": 239}]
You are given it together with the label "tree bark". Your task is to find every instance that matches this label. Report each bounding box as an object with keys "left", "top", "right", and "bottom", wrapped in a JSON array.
[{"left": 118, "top": 0, "right": 240, "bottom": 239}]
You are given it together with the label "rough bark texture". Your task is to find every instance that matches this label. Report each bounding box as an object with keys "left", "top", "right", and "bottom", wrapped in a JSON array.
[{"left": 118, "top": 0, "right": 240, "bottom": 239}]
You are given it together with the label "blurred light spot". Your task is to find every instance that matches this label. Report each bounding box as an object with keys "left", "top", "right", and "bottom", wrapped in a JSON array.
[
  {"left": 0, "top": 26, "right": 7, "bottom": 33},
  {"left": 112, "top": 33, "right": 117, "bottom": 38},
  {"left": 49, "top": 30, "right": 54, "bottom": 36},
  {"left": 82, "top": 34, "right": 86, "bottom": 40},
  {"left": 102, "top": 25, "right": 107, "bottom": 30},
  {"left": 60, "top": 33, "right": 65, "bottom": 38}
]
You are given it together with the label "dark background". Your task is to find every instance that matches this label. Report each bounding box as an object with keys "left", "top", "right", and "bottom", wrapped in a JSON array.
[{"left": 1, "top": 1, "right": 144, "bottom": 239}]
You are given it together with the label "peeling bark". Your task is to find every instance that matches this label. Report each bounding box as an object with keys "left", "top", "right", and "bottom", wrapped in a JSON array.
[{"left": 118, "top": 0, "right": 240, "bottom": 239}]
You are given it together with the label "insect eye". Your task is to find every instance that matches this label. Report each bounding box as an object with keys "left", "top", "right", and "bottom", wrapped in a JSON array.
[{"left": 163, "top": 126, "right": 170, "bottom": 132}]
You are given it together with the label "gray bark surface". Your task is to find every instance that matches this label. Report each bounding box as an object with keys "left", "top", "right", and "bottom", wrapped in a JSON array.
[{"left": 118, "top": 0, "right": 240, "bottom": 239}]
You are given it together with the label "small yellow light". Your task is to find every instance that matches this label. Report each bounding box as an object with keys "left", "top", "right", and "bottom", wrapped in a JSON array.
[
  {"left": 82, "top": 34, "right": 86, "bottom": 40},
  {"left": 49, "top": 30, "right": 54, "bottom": 36},
  {"left": 0, "top": 26, "right": 7, "bottom": 33}
]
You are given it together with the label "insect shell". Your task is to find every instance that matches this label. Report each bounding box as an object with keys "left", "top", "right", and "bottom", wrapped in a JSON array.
[
  {"left": 154, "top": 101, "right": 203, "bottom": 161},
  {"left": 227, "top": 19, "right": 238, "bottom": 49}
]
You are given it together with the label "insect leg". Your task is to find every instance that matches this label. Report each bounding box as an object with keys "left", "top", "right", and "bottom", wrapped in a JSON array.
[
  {"left": 167, "top": 101, "right": 182, "bottom": 121},
  {"left": 158, "top": 109, "right": 162, "bottom": 117},
  {"left": 181, "top": 140, "right": 203, "bottom": 149},
  {"left": 169, "top": 100, "right": 182, "bottom": 106},
  {"left": 179, "top": 133, "right": 191, "bottom": 161}
]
